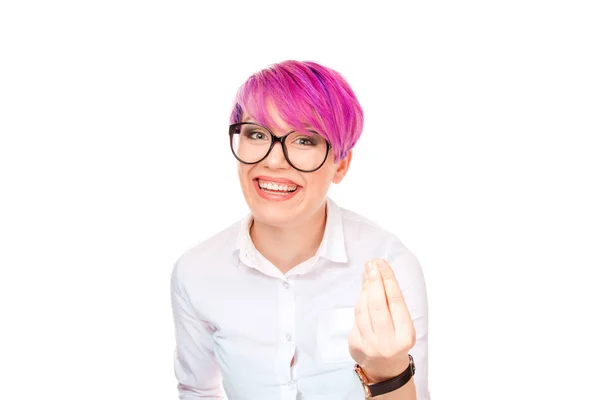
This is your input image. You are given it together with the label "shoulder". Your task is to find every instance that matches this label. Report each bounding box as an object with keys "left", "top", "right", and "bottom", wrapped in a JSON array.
[
  {"left": 339, "top": 205, "right": 421, "bottom": 268},
  {"left": 171, "top": 218, "right": 243, "bottom": 284},
  {"left": 339, "top": 206, "right": 405, "bottom": 251}
]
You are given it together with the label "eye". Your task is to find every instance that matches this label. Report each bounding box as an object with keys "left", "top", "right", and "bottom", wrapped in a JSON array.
[
  {"left": 244, "top": 131, "right": 268, "bottom": 140},
  {"left": 294, "top": 137, "right": 316, "bottom": 146}
]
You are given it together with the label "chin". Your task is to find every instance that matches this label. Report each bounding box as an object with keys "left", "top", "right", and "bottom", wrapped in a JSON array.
[
  {"left": 241, "top": 188, "right": 303, "bottom": 228},
  {"left": 248, "top": 195, "right": 304, "bottom": 227}
]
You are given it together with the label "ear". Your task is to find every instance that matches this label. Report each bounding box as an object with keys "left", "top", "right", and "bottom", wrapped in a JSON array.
[{"left": 332, "top": 149, "right": 352, "bottom": 184}]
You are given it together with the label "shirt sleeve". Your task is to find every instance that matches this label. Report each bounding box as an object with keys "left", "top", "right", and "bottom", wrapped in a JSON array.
[
  {"left": 387, "top": 239, "right": 431, "bottom": 400},
  {"left": 170, "top": 260, "right": 227, "bottom": 399}
]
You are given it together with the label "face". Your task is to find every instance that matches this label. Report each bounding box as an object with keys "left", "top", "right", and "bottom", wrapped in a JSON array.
[{"left": 236, "top": 102, "right": 352, "bottom": 228}]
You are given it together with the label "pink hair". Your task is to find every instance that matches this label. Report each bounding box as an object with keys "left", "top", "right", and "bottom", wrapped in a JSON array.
[{"left": 229, "top": 60, "right": 364, "bottom": 162}]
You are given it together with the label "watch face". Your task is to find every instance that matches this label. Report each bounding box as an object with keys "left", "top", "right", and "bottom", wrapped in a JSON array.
[
  {"left": 354, "top": 364, "right": 365, "bottom": 382},
  {"left": 354, "top": 364, "right": 372, "bottom": 397}
]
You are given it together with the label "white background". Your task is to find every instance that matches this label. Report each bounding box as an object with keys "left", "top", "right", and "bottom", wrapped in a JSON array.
[{"left": 1, "top": 1, "right": 599, "bottom": 399}]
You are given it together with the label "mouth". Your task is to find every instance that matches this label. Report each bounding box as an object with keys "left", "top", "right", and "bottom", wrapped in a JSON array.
[
  {"left": 252, "top": 177, "right": 302, "bottom": 201},
  {"left": 255, "top": 178, "right": 299, "bottom": 194}
]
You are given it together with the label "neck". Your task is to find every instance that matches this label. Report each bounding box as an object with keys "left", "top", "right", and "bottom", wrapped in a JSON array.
[{"left": 250, "top": 201, "right": 328, "bottom": 274}]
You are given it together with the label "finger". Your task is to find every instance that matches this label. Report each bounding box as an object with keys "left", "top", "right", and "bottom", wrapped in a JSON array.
[
  {"left": 348, "top": 319, "right": 363, "bottom": 350},
  {"left": 366, "top": 260, "right": 395, "bottom": 340},
  {"left": 354, "top": 270, "right": 375, "bottom": 342},
  {"left": 376, "top": 259, "right": 413, "bottom": 333}
]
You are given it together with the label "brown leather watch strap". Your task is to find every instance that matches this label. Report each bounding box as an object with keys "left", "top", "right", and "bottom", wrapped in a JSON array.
[{"left": 356, "top": 354, "right": 415, "bottom": 398}]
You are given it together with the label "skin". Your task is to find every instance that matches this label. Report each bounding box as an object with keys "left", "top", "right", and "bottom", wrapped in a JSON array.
[
  {"left": 236, "top": 101, "right": 417, "bottom": 399},
  {"left": 350, "top": 259, "right": 417, "bottom": 398},
  {"left": 237, "top": 100, "right": 352, "bottom": 273}
]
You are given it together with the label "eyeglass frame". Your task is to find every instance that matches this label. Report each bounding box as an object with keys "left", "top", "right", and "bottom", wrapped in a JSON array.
[{"left": 228, "top": 122, "right": 332, "bottom": 173}]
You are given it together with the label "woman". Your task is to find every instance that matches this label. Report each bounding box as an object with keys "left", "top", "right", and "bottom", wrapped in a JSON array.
[{"left": 170, "top": 60, "right": 429, "bottom": 399}]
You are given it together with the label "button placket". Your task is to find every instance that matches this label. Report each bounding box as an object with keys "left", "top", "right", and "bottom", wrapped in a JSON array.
[{"left": 277, "top": 277, "right": 296, "bottom": 383}]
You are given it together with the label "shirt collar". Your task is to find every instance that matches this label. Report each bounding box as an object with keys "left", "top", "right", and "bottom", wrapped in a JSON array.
[
  {"left": 233, "top": 197, "right": 348, "bottom": 265},
  {"left": 316, "top": 197, "right": 348, "bottom": 263}
]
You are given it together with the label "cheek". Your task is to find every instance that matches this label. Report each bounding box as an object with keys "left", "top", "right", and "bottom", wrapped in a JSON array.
[
  {"left": 237, "top": 164, "right": 254, "bottom": 189},
  {"left": 304, "top": 168, "right": 336, "bottom": 194},
  {"left": 237, "top": 163, "right": 250, "bottom": 179}
]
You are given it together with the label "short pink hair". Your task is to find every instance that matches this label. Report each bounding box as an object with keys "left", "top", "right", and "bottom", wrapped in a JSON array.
[{"left": 229, "top": 60, "right": 364, "bottom": 162}]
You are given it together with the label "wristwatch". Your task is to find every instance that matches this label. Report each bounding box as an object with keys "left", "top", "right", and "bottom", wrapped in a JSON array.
[{"left": 354, "top": 354, "right": 415, "bottom": 398}]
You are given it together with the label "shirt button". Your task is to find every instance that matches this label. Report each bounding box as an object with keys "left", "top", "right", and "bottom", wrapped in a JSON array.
[
  {"left": 285, "top": 333, "right": 292, "bottom": 341},
  {"left": 283, "top": 281, "right": 290, "bottom": 289}
]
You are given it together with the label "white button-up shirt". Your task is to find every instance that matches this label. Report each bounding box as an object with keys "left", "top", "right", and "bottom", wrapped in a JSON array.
[{"left": 170, "top": 198, "right": 430, "bottom": 399}]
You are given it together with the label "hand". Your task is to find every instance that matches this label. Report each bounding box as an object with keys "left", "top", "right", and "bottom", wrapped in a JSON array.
[{"left": 348, "top": 259, "right": 416, "bottom": 383}]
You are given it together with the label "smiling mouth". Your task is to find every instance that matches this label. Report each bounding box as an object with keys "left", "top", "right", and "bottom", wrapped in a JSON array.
[{"left": 255, "top": 179, "right": 299, "bottom": 193}]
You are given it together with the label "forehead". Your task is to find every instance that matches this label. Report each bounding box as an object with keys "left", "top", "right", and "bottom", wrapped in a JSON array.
[
  {"left": 242, "top": 100, "right": 290, "bottom": 131},
  {"left": 244, "top": 97, "right": 322, "bottom": 131}
]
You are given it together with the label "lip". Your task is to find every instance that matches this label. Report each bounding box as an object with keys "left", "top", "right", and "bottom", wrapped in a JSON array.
[
  {"left": 254, "top": 175, "right": 301, "bottom": 186},
  {"left": 252, "top": 176, "right": 302, "bottom": 202}
]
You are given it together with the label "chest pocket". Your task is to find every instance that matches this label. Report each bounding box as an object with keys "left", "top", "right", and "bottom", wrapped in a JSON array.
[{"left": 316, "top": 307, "right": 356, "bottom": 364}]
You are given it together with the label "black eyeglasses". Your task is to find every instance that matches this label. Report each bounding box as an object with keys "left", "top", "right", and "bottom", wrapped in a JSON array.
[{"left": 229, "top": 122, "right": 331, "bottom": 173}]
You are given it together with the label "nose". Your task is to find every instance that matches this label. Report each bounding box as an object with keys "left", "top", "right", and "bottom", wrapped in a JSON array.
[{"left": 263, "top": 140, "right": 289, "bottom": 170}]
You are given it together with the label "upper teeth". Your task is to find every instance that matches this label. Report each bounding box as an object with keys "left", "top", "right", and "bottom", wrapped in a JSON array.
[{"left": 258, "top": 180, "right": 297, "bottom": 192}]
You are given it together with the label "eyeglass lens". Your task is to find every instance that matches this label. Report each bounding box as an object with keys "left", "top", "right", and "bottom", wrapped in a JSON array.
[{"left": 231, "top": 123, "right": 328, "bottom": 171}]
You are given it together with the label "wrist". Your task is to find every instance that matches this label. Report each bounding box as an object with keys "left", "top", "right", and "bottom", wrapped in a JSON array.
[
  {"left": 361, "top": 354, "right": 411, "bottom": 383},
  {"left": 354, "top": 354, "right": 416, "bottom": 398}
]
